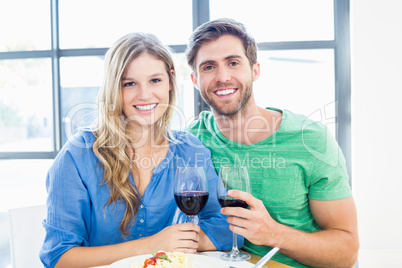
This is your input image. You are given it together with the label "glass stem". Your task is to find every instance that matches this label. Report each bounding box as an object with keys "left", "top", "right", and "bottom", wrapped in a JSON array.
[{"left": 231, "top": 232, "right": 240, "bottom": 257}]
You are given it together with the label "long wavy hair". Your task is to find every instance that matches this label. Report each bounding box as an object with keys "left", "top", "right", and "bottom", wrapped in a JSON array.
[{"left": 93, "top": 32, "right": 177, "bottom": 235}]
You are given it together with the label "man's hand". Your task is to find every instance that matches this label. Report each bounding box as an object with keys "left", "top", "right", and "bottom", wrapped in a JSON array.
[
  {"left": 220, "top": 190, "right": 281, "bottom": 246},
  {"left": 221, "top": 190, "right": 359, "bottom": 267}
]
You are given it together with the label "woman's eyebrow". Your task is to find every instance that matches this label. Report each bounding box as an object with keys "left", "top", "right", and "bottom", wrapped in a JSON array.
[{"left": 121, "top": 72, "right": 166, "bottom": 81}]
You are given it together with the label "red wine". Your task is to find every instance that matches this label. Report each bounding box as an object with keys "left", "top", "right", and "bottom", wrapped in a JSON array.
[
  {"left": 218, "top": 196, "right": 248, "bottom": 208},
  {"left": 174, "top": 191, "right": 209, "bottom": 216}
]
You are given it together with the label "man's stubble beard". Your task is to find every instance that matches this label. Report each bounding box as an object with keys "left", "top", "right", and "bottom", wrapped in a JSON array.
[{"left": 200, "top": 79, "right": 253, "bottom": 119}]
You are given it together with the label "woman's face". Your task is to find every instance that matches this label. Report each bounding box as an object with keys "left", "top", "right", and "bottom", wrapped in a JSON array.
[{"left": 121, "top": 53, "right": 172, "bottom": 130}]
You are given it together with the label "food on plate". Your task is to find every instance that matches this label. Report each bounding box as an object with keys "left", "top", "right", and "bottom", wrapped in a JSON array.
[{"left": 132, "top": 251, "right": 198, "bottom": 268}]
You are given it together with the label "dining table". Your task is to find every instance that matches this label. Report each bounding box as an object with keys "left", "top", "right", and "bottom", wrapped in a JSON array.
[
  {"left": 93, "top": 250, "right": 293, "bottom": 268},
  {"left": 203, "top": 250, "right": 293, "bottom": 268}
]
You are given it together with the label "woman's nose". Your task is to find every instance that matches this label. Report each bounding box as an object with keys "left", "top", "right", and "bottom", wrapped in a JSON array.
[{"left": 137, "top": 85, "right": 152, "bottom": 100}]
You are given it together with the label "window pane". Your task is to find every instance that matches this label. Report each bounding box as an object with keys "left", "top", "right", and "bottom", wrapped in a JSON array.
[
  {"left": 59, "top": 0, "right": 192, "bottom": 49},
  {"left": 0, "top": 59, "right": 53, "bottom": 152},
  {"left": 254, "top": 49, "right": 336, "bottom": 136},
  {"left": 0, "top": 0, "right": 51, "bottom": 52},
  {"left": 60, "top": 56, "right": 104, "bottom": 144},
  {"left": 171, "top": 53, "right": 194, "bottom": 131},
  {"left": 210, "top": 0, "right": 334, "bottom": 42}
]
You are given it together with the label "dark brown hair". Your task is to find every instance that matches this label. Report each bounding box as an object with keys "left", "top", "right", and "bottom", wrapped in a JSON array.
[{"left": 186, "top": 18, "right": 258, "bottom": 72}]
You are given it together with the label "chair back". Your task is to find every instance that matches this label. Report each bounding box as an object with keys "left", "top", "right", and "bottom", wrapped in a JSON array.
[{"left": 8, "top": 204, "right": 46, "bottom": 268}]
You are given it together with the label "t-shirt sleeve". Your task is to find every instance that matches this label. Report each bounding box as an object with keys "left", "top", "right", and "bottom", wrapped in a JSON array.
[{"left": 307, "top": 128, "right": 352, "bottom": 200}]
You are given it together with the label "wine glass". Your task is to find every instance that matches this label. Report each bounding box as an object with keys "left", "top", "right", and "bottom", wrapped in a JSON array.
[
  {"left": 174, "top": 166, "right": 209, "bottom": 223},
  {"left": 217, "top": 164, "right": 251, "bottom": 261}
]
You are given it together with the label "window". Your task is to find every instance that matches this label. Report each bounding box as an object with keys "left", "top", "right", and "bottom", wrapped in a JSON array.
[
  {"left": 210, "top": 0, "right": 334, "bottom": 42},
  {"left": 0, "top": 0, "right": 350, "bottom": 266}
]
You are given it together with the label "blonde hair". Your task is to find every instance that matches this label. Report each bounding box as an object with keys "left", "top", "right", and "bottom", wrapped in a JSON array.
[{"left": 93, "top": 32, "right": 177, "bottom": 235}]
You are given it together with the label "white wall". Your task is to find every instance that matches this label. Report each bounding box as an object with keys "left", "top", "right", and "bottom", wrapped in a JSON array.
[{"left": 351, "top": 0, "right": 402, "bottom": 267}]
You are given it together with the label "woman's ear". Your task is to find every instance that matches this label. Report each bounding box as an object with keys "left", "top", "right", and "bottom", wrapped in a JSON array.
[{"left": 169, "top": 69, "right": 175, "bottom": 91}]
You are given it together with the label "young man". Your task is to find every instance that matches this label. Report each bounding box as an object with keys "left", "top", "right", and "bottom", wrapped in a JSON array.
[{"left": 186, "top": 18, "right": 359, "bottom": 268}]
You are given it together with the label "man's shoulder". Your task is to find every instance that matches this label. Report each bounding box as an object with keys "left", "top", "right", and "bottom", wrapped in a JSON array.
[
  {"left": 187, "top": 110, "right": 215, "bottom": 137},
  {"left": 281, "top": 109, "right": 328, "bottom": 136}
]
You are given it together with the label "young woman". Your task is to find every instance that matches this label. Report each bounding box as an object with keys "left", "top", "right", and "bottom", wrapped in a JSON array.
[{"left": 40, "top": 32, "right": 235, "bottom": 268}]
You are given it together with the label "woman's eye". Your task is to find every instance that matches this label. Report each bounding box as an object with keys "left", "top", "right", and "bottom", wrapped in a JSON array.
[
  {"left": 151, "top": 78, "right": 161, "bottom": 84},
  {"left": 123, "top": 82, "right": 136, "bottom": 87}
]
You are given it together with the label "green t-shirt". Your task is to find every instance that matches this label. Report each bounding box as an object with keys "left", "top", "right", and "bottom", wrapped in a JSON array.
[{"left": 188, "top": 108, "right": 352, "bottom": 268}]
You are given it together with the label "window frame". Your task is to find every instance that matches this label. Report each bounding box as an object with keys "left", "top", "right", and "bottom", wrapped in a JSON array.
[{"left": 0, "top": 0, "right": 351, "bottom": 181}]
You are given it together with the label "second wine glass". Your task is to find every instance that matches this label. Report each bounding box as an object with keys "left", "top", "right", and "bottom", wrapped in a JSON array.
[
  {"left": 174, "top": 166, "right": 209, "bottom": 223},
  {"left": 217, "top": 164, "right": 251, "bottom": 261}
]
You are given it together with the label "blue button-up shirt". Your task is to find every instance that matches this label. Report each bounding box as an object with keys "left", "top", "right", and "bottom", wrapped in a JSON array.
[{"left": 40, "top": 130, "right": 238, "bottom": 267}]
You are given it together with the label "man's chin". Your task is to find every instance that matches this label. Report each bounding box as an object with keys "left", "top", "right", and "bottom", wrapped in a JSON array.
[
  {"left": 211, "top": 106, "right": 241, "bottom": 118},
  {"left": 202, "top": 96, "right": 241, "bottom": 117}
]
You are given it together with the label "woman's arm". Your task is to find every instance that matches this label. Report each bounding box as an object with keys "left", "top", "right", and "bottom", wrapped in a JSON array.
[{"left": 55, "top": 222, "right": 204, "bottom": 268}]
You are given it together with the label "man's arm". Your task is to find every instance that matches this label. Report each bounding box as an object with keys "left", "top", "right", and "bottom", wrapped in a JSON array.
[{"left": 222, "top": 190, "right": 359, "bottom": 268}]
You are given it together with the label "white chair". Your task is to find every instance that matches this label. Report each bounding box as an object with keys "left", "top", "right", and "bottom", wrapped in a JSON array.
[{"left": 8, "top": 204, "right": 46, "bottom": 268}]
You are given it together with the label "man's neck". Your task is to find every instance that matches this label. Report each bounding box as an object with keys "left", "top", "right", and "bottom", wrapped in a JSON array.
[{"left": 213, "top": 102, "right": 282, "bottom": 145}]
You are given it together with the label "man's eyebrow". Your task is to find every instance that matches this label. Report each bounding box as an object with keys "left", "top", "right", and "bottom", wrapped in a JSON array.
[
  {"left": 224, "top": 55, "right": 242, "bottom": 61},
  {"left": 198, "top": 55, "right": 243, "bottom": 69}
]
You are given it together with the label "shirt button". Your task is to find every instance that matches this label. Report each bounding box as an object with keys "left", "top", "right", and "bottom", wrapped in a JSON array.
[
  {"left": 140, "top": 204, "right": 144, "bottom": 209},
  {"left": 139, "top": 232, "right": 143, "bottom": 236},
  {"left": 140, "top": 219, "right": 144, "bottom": 223}
]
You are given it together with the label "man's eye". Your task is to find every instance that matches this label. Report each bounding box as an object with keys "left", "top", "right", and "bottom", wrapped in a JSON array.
[
  {"left": 203, "top": 65, "right": 214, "bottom": 71},
  {"left": 123, "top": 82, "right": 136, "bottom": 87},
  {"left": 151, "top": 78, "right": 161, "bottom": 83},
  {"left": 229, "top": 61, "right": 239, "bottom": 67}
]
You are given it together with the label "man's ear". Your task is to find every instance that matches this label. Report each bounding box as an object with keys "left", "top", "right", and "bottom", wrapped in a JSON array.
[
  {"left": 190, "top": 72, "right": 200, "bottom": 90},
  {"left": 252, "top": 62, "right": 261, "bottom": 82}
]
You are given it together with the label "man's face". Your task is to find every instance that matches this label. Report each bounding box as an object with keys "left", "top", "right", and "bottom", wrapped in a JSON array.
[{"left": 191, "top": 35, "right": 260, "bottom": 117}]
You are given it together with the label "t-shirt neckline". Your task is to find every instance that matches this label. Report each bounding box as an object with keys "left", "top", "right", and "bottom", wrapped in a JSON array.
[{"left": 212, "top": 107, "right": 287, "bottom": 148}]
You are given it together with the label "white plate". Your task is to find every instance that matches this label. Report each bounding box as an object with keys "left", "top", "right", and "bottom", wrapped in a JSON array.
[{"left": 109, "top": 253, "right": 254, "bottom": 268}]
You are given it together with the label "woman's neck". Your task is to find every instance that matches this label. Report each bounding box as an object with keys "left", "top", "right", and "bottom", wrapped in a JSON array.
[{"left": 126, "top": 123, "right": 168, "bottom": 155}]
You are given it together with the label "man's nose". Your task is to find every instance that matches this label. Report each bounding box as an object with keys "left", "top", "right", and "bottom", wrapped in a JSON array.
[{"left": 214, "top": 66, "right": 231, "bottom": 83}]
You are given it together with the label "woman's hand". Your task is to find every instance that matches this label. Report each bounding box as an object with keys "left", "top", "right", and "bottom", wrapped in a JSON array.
[{"left": 147, "top": 223, "right": 201, "bottom": 253}]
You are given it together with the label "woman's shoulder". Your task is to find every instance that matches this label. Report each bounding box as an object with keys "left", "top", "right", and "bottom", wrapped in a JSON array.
[
  {"left": 171, "top": 130, "right": 205, "bottom": 146},
  {"left": 171, "top": 130, "right": 210, "bottom": 152},
  {"left": 51, "top": 129, "right": 98, "bottom": 173},
  {"left": 66, "top": 128, "right": 96, "bottom": 148},
  {"left": 57, "top": 128, "right": 96, "bottom": 158},
  {"left": 170, "top": 130, "right": 212, "bottom": 166}
]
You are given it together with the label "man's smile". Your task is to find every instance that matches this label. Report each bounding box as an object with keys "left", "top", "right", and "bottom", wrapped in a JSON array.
[{"left": 214, "top": 89, "right": 237, "bottom": 96}]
